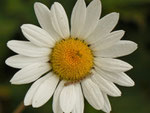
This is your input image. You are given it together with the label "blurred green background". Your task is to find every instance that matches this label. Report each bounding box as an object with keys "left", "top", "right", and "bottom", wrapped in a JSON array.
[{"left": 0, "top": 0, "right": 150, "bottom": 113}]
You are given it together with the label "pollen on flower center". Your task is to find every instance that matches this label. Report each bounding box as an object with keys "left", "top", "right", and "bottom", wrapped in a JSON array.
[{"left": 50, "top": 38, "right": 94, "bottom": 82}]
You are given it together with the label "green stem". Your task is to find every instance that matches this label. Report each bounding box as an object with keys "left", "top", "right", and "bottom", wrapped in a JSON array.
[{"left": 13, "top": 101, "right": 25, "bottom": 113}]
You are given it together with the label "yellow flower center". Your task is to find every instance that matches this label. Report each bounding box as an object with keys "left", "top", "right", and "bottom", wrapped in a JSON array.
[{"left": 50, "top": 38, "right": 94, "bottom": 83}]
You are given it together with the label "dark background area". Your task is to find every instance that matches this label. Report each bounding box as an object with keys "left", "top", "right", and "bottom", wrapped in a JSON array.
[{"left": 0, "top": 0, "right": 150, "bottom": 113}]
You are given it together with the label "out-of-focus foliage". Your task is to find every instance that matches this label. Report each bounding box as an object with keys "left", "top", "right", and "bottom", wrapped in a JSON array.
[{"left": 0, "top": 0, "right": 150, "bottom": 113}]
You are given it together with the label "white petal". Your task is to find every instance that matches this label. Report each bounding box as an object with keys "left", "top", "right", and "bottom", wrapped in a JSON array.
[
  {"left": 81, "top": 78, "right": 104, "bottom": 110},
  {"left": 85, "top": 12, "right": 119, "bottom": 44},
  {"left": 72, "top": 84, "right": 84, "bottom": 113},
  {"left": 10, "top": 63, "right": 50, "bottom": 84},
  {"left": 91, "top": 30, "right": 125, "bottom": 50},
  {"left": 95, "top": 58, "right": 133, "bottom": 72},
  {"left": 5, "top": 55, "right": 49, "bottom": 69},
  {"left": 34, "top": 2, "right": 60, "bottom": 41},
  {"left": 32, "top": 73, "right": 59, "bottom": 108},
  {"left": 91, "top": 70, "right": 121, "bottom": 97},
  {"left": 53, "top": 81, "right": 65, "bottom": 113},
  {"left": 60, "top": 84, "right": 76, "bottom": 113},
  {"left": 24, "top": 74, "right": 50, "bottom": 106},
  {"left": 51, "top": 2, "right": 70, "bottom": 38},
  {"left": 80, "top": 0, "right": 101, "bottom": 38},
  {"left": 21, "top": 24, "right": 55, "bottom": 47},
  {"left": 71, "top": 0, "right": 86, "bottom": 38},
  {"left": 7, "top": 40, "right": 51, "bottom": 57},
  {"left": 98, "top": 69, "right": 135, "bottom": 87},
  {"left": 95, "top": 41, "right": 138, "bottom": 58},
  {"left": 102, "top": 93, "right": 111, "bottom": 113}
]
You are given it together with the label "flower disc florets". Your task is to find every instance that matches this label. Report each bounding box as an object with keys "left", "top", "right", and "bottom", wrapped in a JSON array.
[{"left": 50, "top": 38, "right": 94, "bottom": 82}]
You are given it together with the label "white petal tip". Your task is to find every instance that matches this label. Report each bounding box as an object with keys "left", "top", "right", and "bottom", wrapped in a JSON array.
[
  {"left": 103, "top": 109, "right": 111, "bottom": 113},
  {"left": 133, "top": 42, "right": 138, "bottom": 51},
  {"left": 20, "top": 24, "right": 31, "bottom": 34},
  {"left": 115, "top": 93, "right": 121, "bottom": 97},
  {"left": 130, "top": 81, "right": 135, "bottom": 86},
  {"left": 106, "top": 112, "right": 111, "bottom": 113},
  {"left": 110, "top": 12, "right": 119, "bottom": 15},
  {"left": 111, "top": 12, "right": 119, "bottom": 19},
  {"left": 120, "top": 30, "right": 125, "bottom": 34},
  {"left": 20, "top": 24, "right": 26, "bottom": 29},
  {"left": 7, "top": 41, "right": 12, "bottom": 48},
  {"left": 127, "top": 80, "right": 135, "bottom": 87},
  {"left": 10, "top": 81, "right": 13, "bottom": 84},
  {"left": 34, "top": 2, "right": 42, "bottom": 7},
  {"left": 10, "top": 79, "right": 23, "bottom": 85},
  {"left": 32, "top": 102, "right": 41, "bottom": 108},
  {"left": 119, "top": 91, "right": 122, "bottom": 96},
  {"left": 114, "top": 12, "right": 119, "bottom": 15},
  {"left": 112, "top": 90, "right": 122, "bottom": 97},
  {"left": 21, "top": 24, "right": 33, "bottom": 30},
  {"left": 125, "top": 63, "right": 133, "bottom": 71},
  {"left": 32, "top": 105, "right": 39, "bottom": 108},
  {"left": 10, "top": 82, "right": 16, "bottom": 85},
  {"left": 10, "top": 76, "right": 18, "bottom": 84},
  {"left": 130, "top": 65, "right": 133, "bottom": 70},
  {"left": 118, "top": 93, "right": 122, "bottom": 96},
  {"left": 24, "top": 101, "right": 31, "bottom": 106},
  {"left": 126, "top": 41, "right": 138, "bottom": 55},
  {"left": 10, "top": 81, "right": 18, "bottom": 85},
  {"left": 7, "top": 40, "right": 18, "bottom": 49},
  {"left": 53, "top": 2, "right": 59, "bottom": 5},
  {"left": 5, "top": 58, "right": 10, "bottom": 66},
  {"left": 129, "top": 65, "right": 133, "bottom": 69},
  {"left": 10, "top": 78, "right": 14, "bottom": 83}
]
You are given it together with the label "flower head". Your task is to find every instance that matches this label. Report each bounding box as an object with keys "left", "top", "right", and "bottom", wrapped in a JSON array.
[{"left": 6, "top": 0, "right": 137, "bottom": 113}]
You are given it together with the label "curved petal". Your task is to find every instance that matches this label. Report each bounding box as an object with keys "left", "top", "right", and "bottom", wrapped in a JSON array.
[
  {"left": 95, "top": 41, "right": 138, "bottom": 58},
  {"left": 81, "top": 77, "right": 104, "bottom": 110},
  {"left": 34, "top": 2, "right": 60, "bottom": 41},
  {"left": 85, "top": 12, "right": 119, "bottom": 44},
  {"left": 102, "top": 93, "right": 111, "bottom": 113},
  {"left": 72, "top": 84, "right": 84, "bottom": 113},
  {"left": 94, "top": 58, "right": 133, "bottom": 72},
  {"left": 32, "top": 73, "right": 59, "bottom": 108},
  {"left": 91, "top": 30, "right": 125, "bottom": 50},
  {"left": 7, "top": 40, "right": 51, "bottom": 57},
  {"left": 21, "top": 24, "right": 55, "bottom": 47},
  {"left": 6, "top": 55, "right": 49, "bottom": 69},
  {"left": 60, "top": 84, "right": 76, "bottom": 113},
  {"left": 24, "top": 73, "right": 51, "bottom": 106},
  {"left": 71, "top": 0, "right": 86, "bottom": 38},
  {"left": 91, "top": 70, "right": 121, "bottom": 97},
  {"left": 10, "top": 63, "right": 50, "bottom": 84},
  {"left": 80, "top": 0, "right": 101, "bottom": 39},
  {"left": 51, "top": 2, "right": 70, "bottom": 38},
  {"left": 98, "top": 69, "right": 135, "bottom": 87},
  {"left": 52, "top": 80, "right": 65, "bottom": 113}
]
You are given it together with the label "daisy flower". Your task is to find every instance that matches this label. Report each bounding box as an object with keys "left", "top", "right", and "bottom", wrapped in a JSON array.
[{"left": 6, "top": 0, "right": 137, "bottom": 113}]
